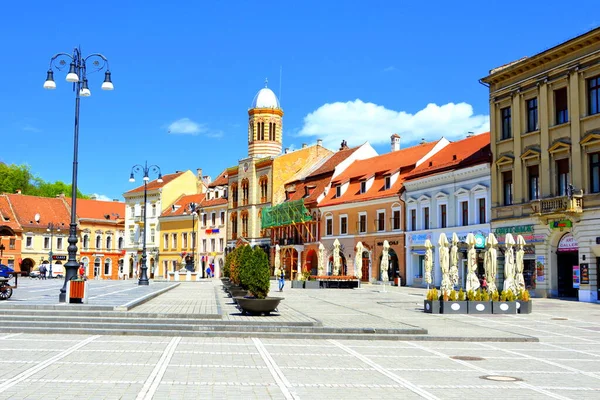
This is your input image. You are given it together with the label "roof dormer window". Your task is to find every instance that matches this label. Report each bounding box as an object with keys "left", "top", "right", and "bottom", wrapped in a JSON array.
[
  {"left": 336, "top": 185, "right": 341, "bottom": 198},
  {"left": 360, "top": 181, "right": 367, "bottom": 194},
  {"left": 384, "top": 176, "right": 391, "bottom": 190}
]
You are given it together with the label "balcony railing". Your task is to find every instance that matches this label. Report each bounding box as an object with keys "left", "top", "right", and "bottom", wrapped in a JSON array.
[
  {"left": 531, "top": 194, "right": 583, "bottom": 215},
  {"left": 277, "top": 238, "right": 304, "bottom": 246}
]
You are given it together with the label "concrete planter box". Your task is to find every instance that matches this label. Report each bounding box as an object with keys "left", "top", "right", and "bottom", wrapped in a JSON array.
[
  {"left": 291, "top": 280, "right": 304, "bottom": 289},
  {"left": 424, "top": 300, "right": 440, "bottom": 314},
  {"left": 492, "top": 301, "right": 517, "bottom": 314},
  {"left": 517, "top": 300, "right": 532, "bottom": 314},
  {"left": 468, "top": 301, "right": 492, "bottom": 314},
  {"left": 234, "top": 297, "right": 283, "bottom": 316},
  {"left": 442, "top": 301, "right": 468, "bottom": 314},
  {"left": 304, "top": 281, "right": 320, "bottom": 289}
]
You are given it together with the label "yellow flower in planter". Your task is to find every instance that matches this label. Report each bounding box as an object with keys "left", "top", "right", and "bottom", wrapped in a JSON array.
[{"left": 458, "top": 289, "right": 466, "bottom": 301}]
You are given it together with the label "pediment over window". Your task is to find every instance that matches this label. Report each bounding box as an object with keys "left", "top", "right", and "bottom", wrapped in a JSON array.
[
  {"left": 580, "top": 130, "right": 600, "bottom": 147},
  {"left": 405, "top": 197, "right": 417, "bottom": 204},
  {"left": 548, "top": 138, "right": 571, "bottom": 154},
  {"left": 495, "top": 153, "right": 514, "bottom": 166},
  {"left": 435, "top": 191, "right": 448, "bottom": 200},
  {"left": 454, "top": 188, "right": 469, "bottom": 197},
  {"left": 417, "top": 194, "right": 431, "bottom": 203},
  {"left": 521, "top": 145, "right": 541, "bottom": 160},
  {"left": 470, "top": 184, "right": 487, "bottom": 193}
]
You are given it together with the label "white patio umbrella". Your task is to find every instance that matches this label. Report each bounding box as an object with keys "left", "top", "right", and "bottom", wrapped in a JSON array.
[
  {"left": 503, "top": 233, "right": 517, "bottom": 294},
  {"left": 465, "top": 233, "right": 480, "bottom": 293},
  {"left": 484, "top": 233, "right": 499, "bottom": 293},
  {"left": 450, "top": 232, "right": 460, "bottom": 288},
  {"left": 515, "top": 235, "right": 526, "bottom": 291},
  {"left": 424, "top": 239, "right": 433, "bottom": 289},
  {"left": 380, "top": 240, "right": 390, "bottom": 282},
  {"left": 317, "top": 242, "right": 325, "bottom": 276},
  {"left": 333, "top": 239, "right": 341, "bottom": 276},
  {"left": 438, "top": 233, "right": 452, "bottom": 296},
  {"left": 274, "top": 244, "right": 281, "bottom": 277},
  {"left": 354, "top": 242, "right": 363, "bottom": 281}
]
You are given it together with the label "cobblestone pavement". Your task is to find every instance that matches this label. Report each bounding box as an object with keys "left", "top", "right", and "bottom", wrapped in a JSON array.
[{"left": 1, "top": 279, "right": 600, "bottom": 398}]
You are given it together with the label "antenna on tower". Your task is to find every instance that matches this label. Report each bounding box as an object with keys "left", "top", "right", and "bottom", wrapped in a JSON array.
[{"left": 279, "top": 65, "right": 282, "bottom": 105}]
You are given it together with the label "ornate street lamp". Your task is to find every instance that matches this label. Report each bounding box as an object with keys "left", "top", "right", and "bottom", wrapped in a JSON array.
[
  {"left": 129, "top": 162, "right": 163, "bottom": 285},
  {"left": 47, "top": 222, "right": 60, "bottom": 278},
  {"left": 186, "top": 203, "right": 204, "bottom": 272},
  {"left": 44, "top": 47, "right": 114, "bottom": 302}
]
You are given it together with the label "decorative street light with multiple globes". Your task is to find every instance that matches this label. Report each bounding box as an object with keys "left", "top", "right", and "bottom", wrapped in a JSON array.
[
  {"left": 43, "top": 47, "right": 114, "bottom": 302},
  {"left": 129, "top": 162, "right": 163, "bottom": 285}
]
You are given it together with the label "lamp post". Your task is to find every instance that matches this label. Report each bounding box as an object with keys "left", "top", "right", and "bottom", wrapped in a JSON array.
[
  {"left": 129, "top": 161, "right": 163, "bottom": 285},
  {"left": 187, "top": 203, "right": 198, "bottom": 272},
  {"left": 44, "top": 47, "right": 114, "bottom": 302},
  {"left": 47, "top": 223, "right": 60, "bottom": 279}
]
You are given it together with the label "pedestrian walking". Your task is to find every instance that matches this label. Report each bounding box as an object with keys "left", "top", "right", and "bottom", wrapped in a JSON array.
[
  {"left": 482, "top": 277, "right": 488, "bottom": 291},
  {"left": 78, "top": 263, "right": 85, "bottom": 280},
  {"left": 278, "top": 270, "right": 285, "bottom": 292},
  {"left": 40, "top": 264, "right": 47, "bottom": 280}
]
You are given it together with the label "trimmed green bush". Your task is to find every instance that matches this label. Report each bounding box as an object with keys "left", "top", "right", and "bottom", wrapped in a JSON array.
[
  {"left": 228, "top": 247, "right": 242, "bottom": 285},
  {"left": 244, "top": 247, "right": 271, "bottom": 299},
  {"left": 237, "top": 245, "right": 253, "bottom": 290}
]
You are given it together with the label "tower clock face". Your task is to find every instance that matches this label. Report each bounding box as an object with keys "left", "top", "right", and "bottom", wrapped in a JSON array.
[{"left": 243, "top": 162, "right": 249, "bottom": 172}]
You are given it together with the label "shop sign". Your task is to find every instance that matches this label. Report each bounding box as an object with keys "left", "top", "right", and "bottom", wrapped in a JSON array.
[
  {"left": 558, "top": 233, "right": 578, "bottom": 252},
  {"left": 52, "top": 255, "right": 67, "bottom": 260},
  {"left": 474, "top": 233, "right": 486, "bottom": 249},
  {"left": 550, "top": 220, "right": 572, "bottom": 229},
  {"left": 377, "top": 240, "right": 399, "bottom": 246},
  {"left": 536, "top": 255, "right": 545, "bottom": 282},
  {"left": 408, "top": 233, "right": 431, "bottom": 246},
  {"left": 573, "top": 265, "right": 580, "bottom": 289},
  {"left": 494, "top": 225, "right": 534, "bottom": 235},
  {"left": 580, "top": 263, "right": 589, "bottom": 285}
]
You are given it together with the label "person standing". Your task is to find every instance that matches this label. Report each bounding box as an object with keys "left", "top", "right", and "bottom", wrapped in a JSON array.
[
  {"left": 78, "top": 263, "right": 85, "bottom": 280},
  {"left": 40, "top": 264, "right": 47, "bottom": 280},
  {"left": 278, "top": 270, "right": 285, "bottom": 292}
]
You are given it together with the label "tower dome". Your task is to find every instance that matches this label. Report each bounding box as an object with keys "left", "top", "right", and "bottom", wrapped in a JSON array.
[{"left": 251, "top": 80, "right": 280, "bottom": 109}]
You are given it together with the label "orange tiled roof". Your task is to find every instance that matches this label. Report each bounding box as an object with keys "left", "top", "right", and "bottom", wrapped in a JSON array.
[
  {"left": 0, "top": 195, "right": 22, "bottom": 233},
  {"left": 161, "top": 194, "right": 206, "bottom": 217},
  {"left": 6, "top": 194, "right": 71, "bottom": 230},
  {"left": 125, "top": 172, "right": 185, "bottom": 194},
  {"left": 307, "top": 147, "right": 360, "bottom": 178},
  {"left": 332, "top": 141, "right": 437, "bottom": 184},
  {"left": 208, "top": 170, "right": 229, "bottom": 188},
  {"left": 64, "top": 198, "right": 126, "bottom": 221},
  {"left": 405, "top": 133, "right": 491, "bottom": 180}
]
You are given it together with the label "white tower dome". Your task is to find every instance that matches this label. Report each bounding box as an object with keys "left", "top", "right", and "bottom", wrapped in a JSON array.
[{"left": 251, "top": 79, "right": 280, "bottom": 109}]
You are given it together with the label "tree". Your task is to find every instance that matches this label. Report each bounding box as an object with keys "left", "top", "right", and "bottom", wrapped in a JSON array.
[
  {"left": 0, "top": 163, "right": 89, "bottom": 198},
  {"left": 237, "top": 245, "right": 253, "bottom": 290},
  {"left": 245, "top": 247, "right": 271, "bottom": 299}
]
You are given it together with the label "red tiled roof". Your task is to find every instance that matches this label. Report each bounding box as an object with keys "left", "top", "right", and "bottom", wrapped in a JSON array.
[
  {"left": 307, "top": 147, "right": 360, "bottom": 178},
  {"left": 332, "top": 141, "right": 437, "bottom": 184},
  {"left": 286, "top": 176, "right": 331, "bottom": 206},
  {"left": 125, "top": 172, "right": 185, "bottom": 194},
  {"left": 201, "top": 197, "right": 228, "bottom": 208},
  {"left": 0, "top": 195, "right": 22, "bottom": 232},
  {"left": 64, "top": 198, "right": 126, "bottom": 221},
  {"left": 405, "top": 133, "right": 491, "bottom": 180},
  {"left": 6, "top": 194, "right": 71, "bottom": 230},
  {"left": 208, "top": 170, "right": 229, "bottom": 188},
  {"left": 161, "top": 194, "right": 206, "bottom": 217}
]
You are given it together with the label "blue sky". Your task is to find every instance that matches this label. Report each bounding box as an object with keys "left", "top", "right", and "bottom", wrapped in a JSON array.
[{"left": 1, "top": 0, "right": 597, "bottom": 201}]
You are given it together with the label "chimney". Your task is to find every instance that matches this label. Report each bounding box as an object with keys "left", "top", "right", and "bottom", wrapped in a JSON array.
[
  {"left": 90, "top": 195, "right": 97, "bottom": 200},
  {"left": 113, "top": 199, "right": 119, "bottom": 202},
  {"left": 317, "top": 139, "right": 323, "bottom": 147},
  {"left": 15, "top": 189, "right": 21, "bottom": 194},
  {"left": 197, "top": 168, "right": 202, "bottom": 180},
  {"left": 466, "top": 131, "right": 474, "bottom": 138},
  {"left": 420, "top": 138, "right": 426, "bottom": 145},
  {"left": 284, "top": 148, "right": 290, "bottom": 154},
  {"left": 302, "top": 143, "right": 307, "bottom": 149},
  {"left": 391, "top": 134, "right": 400, "bottom": 152}
]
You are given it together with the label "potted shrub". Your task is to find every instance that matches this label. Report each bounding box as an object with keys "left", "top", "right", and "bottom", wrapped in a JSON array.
[
  {"left": 304, "top": 272, "right": 320, "bottom": 289},
  {"left": 516, "top": 289, "right": 532, "bottom": 314},
  {"left": 424, "top": 288, "right": 440, "bottom": 314},
  {"left": 235, "top": 247, "right": 283, "bottom": 316},
  {"left": 493, "top": 289, "right": 517, "bottom": 314},
  {"left": 468, "top": 288, "right": 492, "bottom": 314},
  {"left": 443, "top": 288, "right": 468, "bottom": 314},
  {"left": 291, "top": 271, "right": 307, "bottom": 289}
]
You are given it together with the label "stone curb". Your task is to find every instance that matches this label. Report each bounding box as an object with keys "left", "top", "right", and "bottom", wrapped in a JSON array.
[{"left": 113, "top": 282, "right": 180, "bottom": 311}]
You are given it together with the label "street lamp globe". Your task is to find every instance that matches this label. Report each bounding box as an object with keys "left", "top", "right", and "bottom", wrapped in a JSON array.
[
  {"left": 65, "top": 62, "right": 79, "bottom": 82},
  {"left": 43, "top": 70, "right": 56, "bottom": 90},
  {"left": 101, "top": 71, "right": 114, "bottom": 91},
  {"left": 79, "top": 79, "right": 91, "bottom": 97}
]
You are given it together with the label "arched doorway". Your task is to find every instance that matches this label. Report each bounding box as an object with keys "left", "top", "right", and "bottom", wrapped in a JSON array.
[
  {"left": 282, "top": 248, "right": 299, "bottom": 280},
  {"left": 305, "top": 249, "right": 318, "bottom": 275},
  {"left": 94, "top": 257, "right": 101, "bottom": 279},
  {"left": 378, "top": 249, "right": 399, "bottom": 282},
  {"left": 21, "top": 258, "right": 34, "bottom": 275},
  {"left": 327, "top": 254, "right": 347, "bottom": 276},
  {"left": 129, "top": 257, "right": 135, "bottom": 278},
  {"left": 149, "top": 258, "right": 155, "bottom": 279},
  {"left": 361, "top": 251, "right": 370, "bottom": 282},
  {"left": 81, "top": 257, "right": 89, "bottom": 276},
  {"left": 556, "top": 233, "right": 579, "bottom": 298}
]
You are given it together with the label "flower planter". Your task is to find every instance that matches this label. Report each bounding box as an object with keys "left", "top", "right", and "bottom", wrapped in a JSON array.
[
  {"left": 304, "top": 281, "right": 320, "bottom": 289},
  {"left": 423, "top": 300, "right": 440, "bottom": 314},
  {"left": 492, "top": 301, "right": 517, "bottom": 314},
  {"left": 229, "top": 288, "right": 248, "bottom": 298},
  {"left": 516, "top": 300, "right": 532, "bottom": 314},
  {"left": 442, "top": 301, "right": 468, "bottom": 314},
  {"left": 234, "top": 297, "right": 283, "bottom": 316},
  {"left": 468, "top": 301, "right": 492, "bottom": 314},
  {"left": 291, "top": 280, "right": 304, "bottom": 289}
]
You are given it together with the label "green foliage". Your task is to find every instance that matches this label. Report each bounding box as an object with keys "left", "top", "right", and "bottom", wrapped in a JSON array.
[
  {"left": 458, "top": 288, "right": 466, "bottom": 301},
  {"left": 500, "top": 289, "right": 516, "bottom": 302},
  {"left": 519, "top": 289, "right": 530, "bottom": 302},
  {"left": 426, "top": 288, "right": 438, "bottom": 301},
  {"left": 481, "top": 289, "right": 490, "bottom": 301},
  {"left": 223, "top": 251, "right": 232, "bottom": 278},
  {"left": 243, "top": 247, "right": 271, "bottom": 299},
  {"left": 474, "top": 289, "right": 482, "bottom": 301},
  {"left": 449, "top": 289, "right": 457, "bottom": 301},
  {"left": 237, "top": 245, "right": 253, "bottom": 289},
  {"left": 491, "top": 290, "right": 500, "bottom": 302},
  {"left": 228, "top": 247, "right": 241, "bottom": 285},
  {"left": 466, "top": 289, "right": 475, "bottom": 301},
  {"left": 300, "top": 271, "right": 310, "bottom": 281},
  {"left": 0, "top": 163, "right": 90, "bottom": 198}
]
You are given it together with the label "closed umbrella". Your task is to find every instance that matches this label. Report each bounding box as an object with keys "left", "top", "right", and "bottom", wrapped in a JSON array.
[
  {"left": 465, "top": 233, "right": 480, "bottom": 293},
  {"left": 317, "top": 242, "right": 325, "bottom": 276},
  {"left": 354, "top": 242, "right": 363, "bottom": 281},
  {"left": 424, "top": 239, "right": 433, "bottom": 289},
  {"left": 438, "top": 233, "right": 452, "bottom": 296},
  {"left": 503, "top": 233, "right": 517, "bottom": 294},
  {"left": 484, "top": 233, "right": 499, "bottom": 293},
  {"left": 515, "top": 235, "right": 526, "bottom": 291},
  {"left": 274, "top": 244, "right": 281, "bottom": 277},
  {"left": 450, "top": 232, "right": 460, "bottom": 288},
  {"left": 380, "top": 240, "right": 390, "bottom": 282},
  {"left": 333, "top": 239, "right": 341, "bottom": 276}
]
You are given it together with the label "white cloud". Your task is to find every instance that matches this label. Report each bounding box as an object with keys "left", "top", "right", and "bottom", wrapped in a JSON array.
[
  {"left": 297, "top": 99, "right": 489, "bottom": 149},
  {"left": 90, "top": 193, "right": 112, "bottom": 201},
  {"left": 167, "top": 118, "right": 204, "bottom": 135}
]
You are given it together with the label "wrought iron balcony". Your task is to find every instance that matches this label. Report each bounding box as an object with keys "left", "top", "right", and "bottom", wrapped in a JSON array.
[{"left": 531, "top": 194, "right": 583, "bottom": 215}]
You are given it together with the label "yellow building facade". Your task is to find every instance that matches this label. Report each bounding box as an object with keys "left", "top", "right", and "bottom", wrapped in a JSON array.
[{"left": 481, "top": 27, "right": 600, "bottom": 302}]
